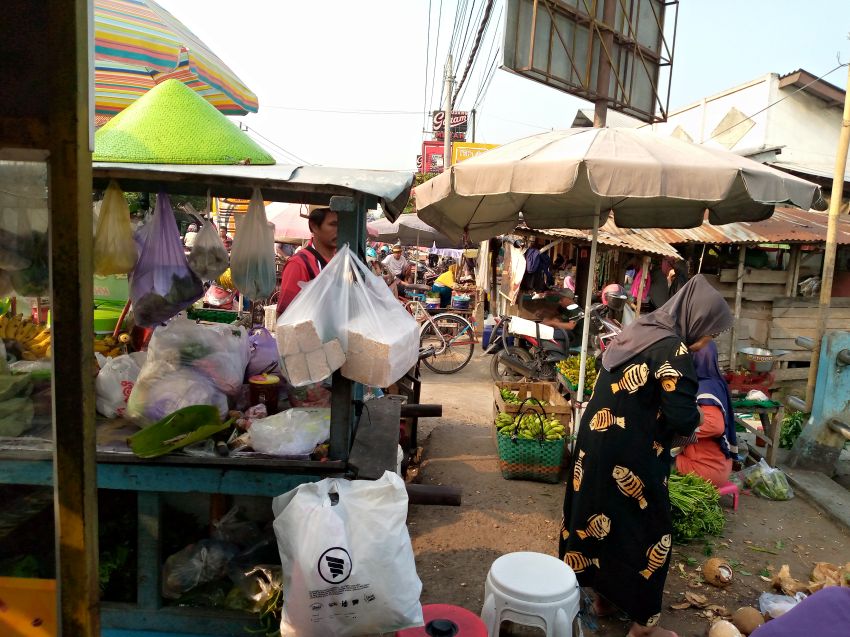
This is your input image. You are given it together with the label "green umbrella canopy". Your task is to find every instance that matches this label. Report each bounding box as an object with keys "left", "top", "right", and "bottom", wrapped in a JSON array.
[{"left": 94, "top": 79, "right": 274, "bottom": 165}]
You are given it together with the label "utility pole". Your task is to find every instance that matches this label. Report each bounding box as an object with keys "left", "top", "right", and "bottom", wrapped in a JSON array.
[
  {"left": 443, "top": 54, "right": 454, "bottom": 171},
  {"left": 592, "top": 0, "right": 616, "bottom": 127},
  {"left": 471, "top": 108, "right": 476, "bottom": 143}
]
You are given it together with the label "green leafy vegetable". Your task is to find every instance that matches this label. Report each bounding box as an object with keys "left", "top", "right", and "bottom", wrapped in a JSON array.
[
  {"left": 128, "top": 405, "right": 233, "bottom": 458},
  {"left": 780, "top": 411, "right": 806, "bottom": 449},
  {"left": 669, "top": 472, "right": 726, "bottom": 543}
]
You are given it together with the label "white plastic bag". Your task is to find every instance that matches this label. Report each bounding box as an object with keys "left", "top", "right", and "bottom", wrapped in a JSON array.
[
  {"left": 249, "top": 407, "right": 330, "bottom": 457},
  {"left": 96, "top": 353, "right": 142, "bottom": 417},
  {"left": 759, "top": 591, "right": 807, "bottom": 618},
  {"left": 94, "top": 180, "right": 138, "bottom": 275},
  {"left": 230, "top": 188, "right": 276, "bottom": 300},
  {"left": 188, "top": 220, "right": 229, "bottom": 281},
  {"left": 272, "top": 471, "right": 423, "bottom": 636}
]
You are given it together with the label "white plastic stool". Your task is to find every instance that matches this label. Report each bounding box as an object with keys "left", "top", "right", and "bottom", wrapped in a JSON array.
[{"left": 480, "top": 551, "right": 580, "bottom": 637}]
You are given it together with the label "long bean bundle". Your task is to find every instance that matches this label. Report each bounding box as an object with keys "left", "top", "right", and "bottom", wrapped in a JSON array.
[{"left": 669, "top": 472, "right": 726, "bottom": 543}]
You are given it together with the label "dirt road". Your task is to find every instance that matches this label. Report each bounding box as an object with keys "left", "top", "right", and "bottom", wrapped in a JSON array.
[{"left": 409, "top": 356, "right": 850, "bottom": 636}]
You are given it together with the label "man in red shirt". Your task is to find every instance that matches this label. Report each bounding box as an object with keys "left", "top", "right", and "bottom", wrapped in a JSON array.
[{"left": 276, "top": 205, "right": 338, "bottom": 315}]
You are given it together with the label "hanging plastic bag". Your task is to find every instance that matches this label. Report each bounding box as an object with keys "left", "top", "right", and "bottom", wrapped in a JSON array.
[
  {"left": 230, "top": 188, "right": 275, "bottom": 300},
  {"left": 130, "top": 192, "right": 203, "bottom": 326},
  {"left": 249, "top": 408, "right": 330, "bottom": 457},
  {"left": 341, "top": 247, "right": 419, "bottom": 387},
  {"left": 246, "top": 327, "right": 281, "bottom": 377},
  {"left": 188, "top": 220, "right": 229, "bottom": 281},
  {"left": 94, "top": 180, "right": 138, "bottom": 275},
  {"left": 272, "top": 471, "right": 423, "bottom": 636},
  {"left": 96, "top": 353, "right": 142, "bottom": 418}
]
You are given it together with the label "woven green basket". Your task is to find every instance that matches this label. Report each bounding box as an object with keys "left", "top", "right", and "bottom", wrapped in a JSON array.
[{"left": 496, "top": 399, "right": 565, "bottom": 483}]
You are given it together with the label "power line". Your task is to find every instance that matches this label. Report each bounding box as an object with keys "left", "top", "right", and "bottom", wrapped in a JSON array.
[
  {"left": 472, "top": 44, "right": 501, "bottom": 110},
  {"left": 458, "top": 3, "right": 502, "bottom": 108},
  {"left": 453, "top": 0, "right": 495, "bottom": 104},
  {"left": 440, "top": 0, "right": 470, "bottom": 111},
  {"left": 454, "top": 0, "right": 484, "bottom": 74},
  {"left": 708, "top": 63, "right": 848, "bottom": 142},
  {"left": 421, "top": 0, "right": 433, "bottom": 140},
  {"left": 242, "top": 125, "right": 313, "bottom": 165},
  {"left": 427, "top": 0, "right": 444, "bottom": 116},
  {"left": 262, "top": 105, "right": 423, "bottom": 115}
]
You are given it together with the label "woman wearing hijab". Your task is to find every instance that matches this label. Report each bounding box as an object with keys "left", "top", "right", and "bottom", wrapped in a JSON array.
[
  {"left": 674, "top": 340, "right": 736, "bottom": 486},
  {"left": 559, "top": 275, "right": 733, "bottom": 637}
]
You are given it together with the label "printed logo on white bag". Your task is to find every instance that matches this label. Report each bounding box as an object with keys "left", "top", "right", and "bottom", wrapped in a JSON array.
[{"left": 318, "top": 547, "right": 352, "bottom": 584}]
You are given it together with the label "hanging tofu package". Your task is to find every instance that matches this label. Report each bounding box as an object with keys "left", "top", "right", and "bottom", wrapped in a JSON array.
[
  {"left": 272, "top": 471, "right": 423, "bottom": 636},
  {"left": 275, "top": 246, "right": 354, "bottom": 386},
  {"left": 341, "top": 250, "right": 419, "bottom": 388}
]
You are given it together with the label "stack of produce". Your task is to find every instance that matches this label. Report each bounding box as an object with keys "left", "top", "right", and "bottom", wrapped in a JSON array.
[
  {"left": 0, "top": 314, "right": 51, "bottom": 361},
  {"left": 668, "top": 472, "right": 725, "bottom": 542},
  {"left": 277, "top": 320, "right": 346, "bottom": 387},
  {"left": 499, "top": 387, "right": 521, "bottom": 404},
  {"left": 341, "top": 315, "right": 419, "bottom": 388},
  {"left": 0, "top": 372, "right": 34, "bottom": 437},
  {"left": 494, "top": 410, "right": 567, "bottom": 440},
  {"left": 556, "top": 355, "right": 598, "bottom": 392},
  {"left": 94, "top": 333, "right": 130, "bottom": 359}
]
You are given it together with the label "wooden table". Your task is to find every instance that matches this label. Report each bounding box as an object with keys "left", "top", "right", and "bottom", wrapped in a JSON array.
[{"left": 733, "top": 401, "right": 784, "bottom": 466}]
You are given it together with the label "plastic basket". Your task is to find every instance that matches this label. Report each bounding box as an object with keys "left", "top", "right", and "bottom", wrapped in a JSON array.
[{"left": 496, "top": 399, "right": 566, "bottom": 483}]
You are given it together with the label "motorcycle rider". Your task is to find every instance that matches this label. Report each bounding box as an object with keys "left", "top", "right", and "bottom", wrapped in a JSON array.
[{"left": 541, "top": 289, "right": 580, "bottom": 353}]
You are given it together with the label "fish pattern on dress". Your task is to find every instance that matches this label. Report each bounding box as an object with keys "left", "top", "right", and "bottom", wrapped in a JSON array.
[
  {"left": 612, "top": 465, "right": 648, "bottom": 509},
  {"left": 572, "top": 449, "right": 585, "bottom": 492},
  {"left": 655, "top": 361, "right": 683, "bottom": 392},
  {"left": 639, "top": 534, "right": 672, "bottom": 579},
  {"left": 651, "top": 441, "right": 664, "bottom": 456},
  {"left": 610, "top": 362, "right": 649, "bottom": 394},
  {"left": 588, "top": 408, "right": 626, "bottom": 432},
  {"left": 675, "top": 342, "right": 689, "bottom": 356},
  {"left": 646, "top": 613, "right": 661, "bottom": 627},
  {"left": 575, "top": 513, "right": 612, "bottom": 540},
  {"left": 563, "top": 551, "right": 600, "bottom": 573}
]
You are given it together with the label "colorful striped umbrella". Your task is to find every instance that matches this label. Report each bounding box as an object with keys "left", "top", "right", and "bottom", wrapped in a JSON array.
[{"left": 95, "top": 0, "right": 259, "bottom": 118}]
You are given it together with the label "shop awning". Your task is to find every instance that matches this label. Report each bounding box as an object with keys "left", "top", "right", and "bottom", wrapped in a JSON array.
[{"left": 517, "top": 220, "right": 683, "bottom": 260}]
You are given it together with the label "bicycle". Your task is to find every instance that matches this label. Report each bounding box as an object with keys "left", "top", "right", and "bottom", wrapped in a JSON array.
[{"left": 404, "top": 299, "right": 476, "bottom": 374}]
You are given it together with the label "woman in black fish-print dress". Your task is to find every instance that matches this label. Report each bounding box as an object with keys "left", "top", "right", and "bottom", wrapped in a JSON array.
[{"left": 560, "top": 276, "right": 733, "bottom": 637}]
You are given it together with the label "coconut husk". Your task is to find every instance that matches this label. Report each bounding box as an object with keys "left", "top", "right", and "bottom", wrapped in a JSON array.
[{"left": 772, "top": 564, "right": 806, "bottom": 595}]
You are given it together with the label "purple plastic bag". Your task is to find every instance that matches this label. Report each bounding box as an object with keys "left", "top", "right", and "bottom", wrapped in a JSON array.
[
  {"left": 247, "top": 327, "right": 281, "bottom": 377},
  {"left": 130, "top": 193, "right": 203, "bottom": 327}
]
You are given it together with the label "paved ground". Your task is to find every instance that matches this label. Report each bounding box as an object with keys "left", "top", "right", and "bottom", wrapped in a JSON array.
[{"left": 408, "top": 355, "right": 850, "bottom": 636}]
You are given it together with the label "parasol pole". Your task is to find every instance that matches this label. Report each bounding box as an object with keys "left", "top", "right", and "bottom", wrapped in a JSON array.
[
  {"left": 575, "top": 201, "right": 602, "bottom": 426},
  {"left": 804, "top": 61, "right": 850, "bottom": 412}
]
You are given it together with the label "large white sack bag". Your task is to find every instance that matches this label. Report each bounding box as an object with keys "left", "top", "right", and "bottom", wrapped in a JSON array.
[{"left": 272, "top": 471, "right": 423, "bottom": 636}]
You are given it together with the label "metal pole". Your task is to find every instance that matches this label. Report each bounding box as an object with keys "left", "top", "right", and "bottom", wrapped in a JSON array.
[
  {"left": 804, "top": 61, "right": 850, "bottom": 412},
  {"left": 471, "top": 108, "right": 476, "bottom": 143},
  {"left": 729, "top": 245, "right": 747, "bottom": 366},
  {"left": 575, "top": 202, "right": 601, "bottom": 415},
  {"left": 443, "top": 54, "right": 454, "bottom": 171},
  {"left": 592, "top": 0, "right": 617, "bottom": 127}
]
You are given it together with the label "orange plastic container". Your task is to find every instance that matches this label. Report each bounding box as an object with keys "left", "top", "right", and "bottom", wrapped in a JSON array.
[{"left": 0, "top": 577, "right": 56, "bottom": 636}]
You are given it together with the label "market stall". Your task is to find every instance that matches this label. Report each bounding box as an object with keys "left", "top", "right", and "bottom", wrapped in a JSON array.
[{"left": 0, "top": 160, "right": 419, "bottom": 636}]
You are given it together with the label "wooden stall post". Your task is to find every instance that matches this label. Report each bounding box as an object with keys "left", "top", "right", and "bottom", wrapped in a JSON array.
[
  {"left": 47, "top": 0, "right": 99, "bottom": 633},
  {"left": 728, "top": 246, "right": 747, "bottom": 365},
  {"left": 784, "top": 245, "right": 801, "bottom": 297},
  {"left": 634, "top": 256, "right": 650, "bottom": 318}
]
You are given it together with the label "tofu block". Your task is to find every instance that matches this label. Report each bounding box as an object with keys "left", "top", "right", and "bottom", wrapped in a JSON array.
[
  {"left": 294, "top": 320, "right": 323, "bottom": 353},
  {"left": 283, "top": 353, "right": 310, "bottom": 387},
  {"left": 305, "top": 348, "right": 331, "bottom": 382},
  {"left": 323, "top": 339, "right": 346, "bottom": 372},
  {"left": 275, "top": 324, "right": 300, "bottom": 357}
]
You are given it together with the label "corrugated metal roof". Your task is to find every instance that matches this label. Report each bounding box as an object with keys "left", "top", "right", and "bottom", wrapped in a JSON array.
[
  {"left": 517, "top": 220, "right": 683, "bottom": 260},
  {"left": 640, "top": 207, "right": 850, "bottom": 246}
]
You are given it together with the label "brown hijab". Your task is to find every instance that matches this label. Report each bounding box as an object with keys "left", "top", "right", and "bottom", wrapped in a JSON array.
[{"left": 602, "top": 274, "right": 733, "bottom": 371}]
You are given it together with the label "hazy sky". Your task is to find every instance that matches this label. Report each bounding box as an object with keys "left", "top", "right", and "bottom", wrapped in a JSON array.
[{"left": 157, "top": 0, "right": 850, "bottom": 171}]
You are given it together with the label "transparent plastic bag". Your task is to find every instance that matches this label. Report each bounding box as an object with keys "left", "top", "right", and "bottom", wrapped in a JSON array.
[
  {"left": 759, "top": 591, "right": 806, "bottom": 618},
  {"left": 94, "top": 180, "right": 137, "bottom": 275},
  {"left": 161, "top": 539, "right": 240, "bottom": 599},
  {"left": 126, "top": 318, "right": 249, "bottom": 424},
  {"left": 743, "top": 458, "right": 795, "bottom": 500},
  {"left": 229, "top": 188, "right": 275, "bottom": 300},
  {"left": 248, "top": 407, "right": 330, "bottom": 457},
  {"left": 211, "top": 506, "right": 261, "bottom": 547},
  {"left": 130, "top": 192, "right": 204, "bottom": 326},
  {"left": 188, "top": 220, "right": 229, "bottom": 281}
]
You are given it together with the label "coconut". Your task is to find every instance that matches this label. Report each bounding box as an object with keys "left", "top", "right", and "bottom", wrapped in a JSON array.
[
  {"left": 731, "top": 606, "right": 764, "bottom": 635},
  {"left": 708, "top": 619, "right": 743, "bottom": 637},
  {"left": 703, "top": 557, "right": 734, "bottom": 587}
]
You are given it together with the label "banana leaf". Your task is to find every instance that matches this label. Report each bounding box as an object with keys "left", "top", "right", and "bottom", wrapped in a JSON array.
[{"left": 128, "top": 405, "right": 234, "bottom": 458}]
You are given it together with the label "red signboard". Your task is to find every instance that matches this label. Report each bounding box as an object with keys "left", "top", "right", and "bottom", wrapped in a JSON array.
[
  {"left": 420, "top": 140, "right": 449, "bottom": 174},
  {"left": 432, "top": 111, "right": 468, "bottom": 141}
]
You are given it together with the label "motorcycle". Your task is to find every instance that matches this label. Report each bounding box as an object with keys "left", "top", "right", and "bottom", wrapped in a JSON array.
[{"left": 486, "top": 290, "right": 625, "bottom": 383}]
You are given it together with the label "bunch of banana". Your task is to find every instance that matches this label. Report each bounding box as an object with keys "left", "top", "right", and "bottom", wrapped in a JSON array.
[
  {"left": 499, "top": 387, "right": 520, "bottom": 404},
  {"left": 0, "top": 313, "right": 52, "bottom": 360},
  {"left": 496, "top": 411, "right": 567, "bottom": 441},
  {"left": 218, "top": 268, "right": 234, "bottom": 290},
  {"left": 556, "top": 355, "right": 598, "bottom": 390},
  {"left": 93, "top": 333, "right": 130, "bottom": 359}
]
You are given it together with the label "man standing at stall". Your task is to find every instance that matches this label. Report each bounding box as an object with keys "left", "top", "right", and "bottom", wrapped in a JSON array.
[{"left": 276, "top": 205, "right": 338, "bottom": 315}]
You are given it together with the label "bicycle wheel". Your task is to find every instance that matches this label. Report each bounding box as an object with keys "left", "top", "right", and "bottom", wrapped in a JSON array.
[{"left": 420, "top": 313, "right": 475, "bottom": 374}]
